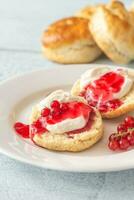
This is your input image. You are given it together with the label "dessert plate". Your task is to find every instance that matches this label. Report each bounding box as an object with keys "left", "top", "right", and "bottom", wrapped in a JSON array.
[{"left": 0, "top": 64, "right": 134, "bottom": 172}]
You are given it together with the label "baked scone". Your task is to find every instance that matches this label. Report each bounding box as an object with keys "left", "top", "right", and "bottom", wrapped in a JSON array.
[
  {"left": 71, "top": 66, "right": 134, "bottom": 119},
  {"left": 90, "top": 1, "right": 134, "bottom": 64},
  {"left": 75, "top": 4, "right": 104, "bottom": 19},
  {"left": 29, "top": 90, "right": 103, "bottom": 152},
  {"left": 42, "top": 17, "right": 102, "bottom": 64}
]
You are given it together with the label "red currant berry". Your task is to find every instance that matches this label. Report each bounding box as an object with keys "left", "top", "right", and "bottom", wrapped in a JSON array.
[
  {"left": 117, "top": 123, "right": 127, "bottom": 133},
  {"left": 109, "top": 133, "right": 116, "bottom": 141},
  {"left": 31, "top": 118, "right": 46, "bottom": 134},
  {"left": 46, "top": 117, "right": 54, "bottom": 124},
  {"left": 119, "top": 138, "right": 130, "bottom": 150},
  {"left": 41, "top": 107, "right": 50, "bottom": 117},
  {"left": 124, "top": 116, "right": 134, "bottom": 128},
  {"left": 51, "top": 108, "right": 61, "bottom": 119},
  {"left": 51, "top": 100, "right": 60, "bottom": 109},
  {"left": 108, "top": 139, "right": 119, "bottom": 151},
  {"left": 60, "top": 103, "right": 69, "bottom": 113},
  {"left": 127, "top": 133, "right": 134, "bottom": 145}
]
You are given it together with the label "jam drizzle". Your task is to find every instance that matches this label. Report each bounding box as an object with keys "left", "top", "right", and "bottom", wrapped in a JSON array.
[
  {"left": 14, "top": 101, "right": 94, "bottom": 139},
  {"left": 67, "top": 110, "right": 95, "bottom": 137},
  {"left": 80, "top": 71, "right": 124, "bottom": 112}
]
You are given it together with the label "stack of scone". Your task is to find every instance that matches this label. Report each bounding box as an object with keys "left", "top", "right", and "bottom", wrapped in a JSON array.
[{"left": 41, "top": 0, "right": 134, "bottom": 64}]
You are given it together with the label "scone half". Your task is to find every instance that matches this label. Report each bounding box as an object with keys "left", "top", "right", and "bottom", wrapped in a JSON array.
[
  {"left": 71, "top": 66, "right": 134, "bottom": 119},
  {"left": 30, "top": 90, "right": 103, "bottom": 152},
  {"left": 33, "top": 109, "right": 103, "bottom": 152}
]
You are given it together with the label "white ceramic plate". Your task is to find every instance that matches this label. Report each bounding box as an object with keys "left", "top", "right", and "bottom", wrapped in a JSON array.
[{"left": 0, "top": 64, "right": 134, "bottom": 172}]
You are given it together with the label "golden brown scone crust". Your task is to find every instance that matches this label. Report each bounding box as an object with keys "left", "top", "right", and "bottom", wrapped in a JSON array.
[
  {"left": 71, "top": 68, "right": 134, "bottom": 119},
  {"left": 90, "top": 1, "right": 134, "bottom": 64},
  {"left": 32, "top": 109, "right": 103, "bottom": 152},
  {"left": 75, "top": 4, "right": 104, "bottom": 19},
  {"left": 42, "top": 17, "right": 94, "bottom": 49},
  {"left": 42, "top": 17, "right": 102, "bottom": 64}
]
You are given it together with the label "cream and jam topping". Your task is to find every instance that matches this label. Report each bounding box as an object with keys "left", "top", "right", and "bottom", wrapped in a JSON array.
[
  {"left": 14, "top": 90, "right": 93, "bottom": 139},
  {"left": 79, "top": 67, "right": 133, "bottom": 112}
]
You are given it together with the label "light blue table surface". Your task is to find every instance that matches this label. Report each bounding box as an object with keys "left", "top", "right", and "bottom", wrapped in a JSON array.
[{"left": 0, "top": 0, "right": 134, "bottom": 199}]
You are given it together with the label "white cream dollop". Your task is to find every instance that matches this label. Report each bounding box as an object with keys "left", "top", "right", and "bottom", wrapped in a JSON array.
[
  {"left": 38, "top": 90, "right": 84, "bottom": 111},
  {"left": 80, "top": 66, "right": 133, "bottom": 100},
  {"left": 46, "top": 116, "right": 86, "bottom": 134},
  {"left": 37, "top": 90, "right": 88, "bottom": 134}
]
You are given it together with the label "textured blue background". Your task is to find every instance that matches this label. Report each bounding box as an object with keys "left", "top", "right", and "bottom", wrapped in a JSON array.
[{"left": 0, "top": 0, "right": 134, "bottom": 199}]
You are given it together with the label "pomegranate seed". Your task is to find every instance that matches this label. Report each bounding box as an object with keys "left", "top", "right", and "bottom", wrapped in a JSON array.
[
  {"left": 117, "top": 123, "right": 127, "bottom": 133},
  {"left": 41, "top": 107, "right": 50, "bottom": 117},
  {"left": 124, "top": 116, "right": 134, "bottom": 128},
  {"left": 51, "top": 100, "right": 60, "bottom": 109},
  {"left": 14, "top": 122, "right": 29, "bottom": 138},
  {"left": 108, "top": 139, "right": 119, "bottom": 151},
  {"left": 60, "top": 103, "right": 69, "bottom": 113},
  {"left": 119, "top": 138, "right": 130, "bottom": 150}
]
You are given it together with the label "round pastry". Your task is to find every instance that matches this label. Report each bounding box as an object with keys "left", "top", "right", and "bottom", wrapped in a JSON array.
[
  {"left": 42, "top": 17, "right": 102, "bottom": 64},
  {"left": 90, "top": 1, "right": 134, "bottom": 64},
  {"left": 71, "top": 66, "right": 134, "bottom": 119},
  {"left": 75, "top": 4, "right": 103, "bottom": 19},
  {"left": 29, "top": 90, "right": 103, "bottom": 152}
]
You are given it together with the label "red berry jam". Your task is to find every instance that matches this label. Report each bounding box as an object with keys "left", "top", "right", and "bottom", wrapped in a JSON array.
[
  {"left": 80, "top": 71, "right": 124, "bottom": 112},
  {"left": 108, "top": 116, "right": 134, "bottom": 151},
  {"left": 67, "top": 110, "right": 95, "bottom": 136},
  {"left": 14, "top": 118, "right": 47, "bottom": 139},
  {"left": 14, "top": 122, "right": 30, "bottom": 138},
  {"left": 14, "top": 100, "right": 93, "bottom": 140},
  {"left": 41, "top": 107, "right": 50, "bottom": 117},
  {"left": 46, "top": 101, "right": 92, "bottom": 125}
]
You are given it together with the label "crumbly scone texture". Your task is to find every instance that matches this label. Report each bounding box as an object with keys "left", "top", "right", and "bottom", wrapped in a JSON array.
[
  {"left": 42, "top": 16, "right": 101, "bottom": 64},
  {"left": 90, "top": 1, "right": 134, "bottom": 64},
  {"left": 71, "top": 68, "right": 134, "bottom": 119},
  {"left": 42, "top": 43, "right": 101, "bottom": 64},
  {"left": 32, "top": 109, "right": 103, "bottom": 152}
]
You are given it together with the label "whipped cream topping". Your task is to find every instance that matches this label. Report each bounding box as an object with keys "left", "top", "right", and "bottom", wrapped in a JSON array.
[
  {"left": 38, "top": 90, "right": 84, "bottom": 111},
  {"left": 37, "top": 90, "right": 89, "bottom": 134},
  {"left": 46, "top": 115, "right": 86, "bottom": 134},
  {"left": 80, "top": 66, "right": 133, "bottom": 100}
]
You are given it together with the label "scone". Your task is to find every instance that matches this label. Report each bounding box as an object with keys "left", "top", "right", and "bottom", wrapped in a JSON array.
[
  {"left": 42, "top": 17, "right": 101, "bottom": 64},
  {"left": 71, "top": 66, "right": 134, "bottom": 119},
  {"left": 75, "top": 4, "right": 104, "bottom": 19},
  {"left": 90, "top": 1, "right": 134, "bottom": 64},
  {"left": 29, "top": 90, "right": 103, "bottom": 152}
]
